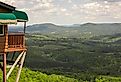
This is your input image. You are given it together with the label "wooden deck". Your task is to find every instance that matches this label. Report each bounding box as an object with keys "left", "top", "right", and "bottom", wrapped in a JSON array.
[
  {"left": 0, "top": 47, "right": 27, "bottom": 54},
  {"left": 0, "top": 33, "right": 26, "bottom": 54}
]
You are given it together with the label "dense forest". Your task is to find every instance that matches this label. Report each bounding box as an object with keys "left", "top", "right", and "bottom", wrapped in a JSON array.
[{"left": 24, "top": 32, "right": 121, "bottom": 82}]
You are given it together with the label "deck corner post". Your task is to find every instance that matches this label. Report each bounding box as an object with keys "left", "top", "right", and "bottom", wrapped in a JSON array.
[{"left": 3, "top": 53, "right": 6, "bottom": 82}]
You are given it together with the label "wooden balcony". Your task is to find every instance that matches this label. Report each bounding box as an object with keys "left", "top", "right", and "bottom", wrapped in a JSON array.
[{"left": 6, "top": 33, "right": 26, "bottom": 52}]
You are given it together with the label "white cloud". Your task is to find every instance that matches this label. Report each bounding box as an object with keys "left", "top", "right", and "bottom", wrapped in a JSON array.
[
  {"left": 28, "top": 0, "right": 56, "bottom": 12},
  {"left": 68, "top": 0, "right": 72, "bottom": 3},
  {"left": 72, "top": 4, "right": 78, "bottom": 9},
  {"left": 0, "top": 0, "right": 16, "bottom": 6},
  {"left": 60, "top": 8, "right": 67, "bottom": 12},
  {"left": 65, "top": 13, "right": 72, "bottom": 16},
  {"left": 104, "top": 1, "right": 108, "bottom": 4}
]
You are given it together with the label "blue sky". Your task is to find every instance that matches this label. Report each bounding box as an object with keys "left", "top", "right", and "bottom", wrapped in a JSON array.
[{"left": 1, "top": 0, "right": 121, "bottom": 25}]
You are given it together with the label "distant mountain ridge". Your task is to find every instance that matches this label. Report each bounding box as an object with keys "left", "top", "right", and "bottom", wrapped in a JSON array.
[{"left": 26, "top": 23, "right": 121, "bottom": 36}]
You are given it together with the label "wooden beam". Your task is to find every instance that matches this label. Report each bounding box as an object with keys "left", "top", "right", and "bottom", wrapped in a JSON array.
[
  {"left": 16, "top": 51, "right": 26, "bottom": 82},
  {"left": 3, "top": 53, "right": 6, "bottom": 82},
  {"left": 7, "top": 51, "right": 24, "bottom": 79},
  {"left": 5, "top": 48, "right": 27, "bottom": 52}
]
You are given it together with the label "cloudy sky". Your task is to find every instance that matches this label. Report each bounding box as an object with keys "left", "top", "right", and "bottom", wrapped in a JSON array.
[{"left": 0, "top": 0, "right": 121, "bottom": 25}]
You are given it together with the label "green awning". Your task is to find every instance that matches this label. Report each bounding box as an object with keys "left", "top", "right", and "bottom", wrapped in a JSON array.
[
  {"left": 0, "top": 10, "right": 28, "bottom": 24},
  {"left": 13, "top": 10, "right": 28, "bottom": 22},
  {"left": 0, "top": 13, "right": 17, "bottom": 24}
]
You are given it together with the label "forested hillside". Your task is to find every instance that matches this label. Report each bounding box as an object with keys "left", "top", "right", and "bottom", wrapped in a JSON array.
[{"left": 25, "top": 32, "right": 121, "bottom": 81}]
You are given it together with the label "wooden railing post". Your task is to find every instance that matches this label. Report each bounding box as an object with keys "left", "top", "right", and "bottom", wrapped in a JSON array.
[
  {"left": 8, "top": 33, "right": 25, "bottom": 48},
  {"left": 3, "top": 53, "right": 6, "bottom": 82}
]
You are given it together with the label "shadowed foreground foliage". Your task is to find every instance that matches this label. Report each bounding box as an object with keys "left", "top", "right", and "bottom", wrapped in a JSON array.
[{"left": 1, "top": 68, "right": 121, "bottom": 82}]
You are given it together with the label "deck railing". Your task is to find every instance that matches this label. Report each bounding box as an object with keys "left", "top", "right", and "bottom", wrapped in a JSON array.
[{"left": 8, "top": 33, "right": 25, "bottom": 48}]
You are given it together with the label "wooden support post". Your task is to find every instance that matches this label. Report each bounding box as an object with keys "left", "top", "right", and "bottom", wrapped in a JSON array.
[
  {"left": 16, "top": 51, "right": 26, "bottom": 82},
  {"left": 24, "top": 22, "right": 26, "bottom": 33},
  {"left": 23, "top": 22, "right": 26, "bottom": 47},
  {"left": 7, "top": 51, "right": 24, "bottom": 79},
  {"left": 3, "top": 53, "right": 6, "bottom": 82}
]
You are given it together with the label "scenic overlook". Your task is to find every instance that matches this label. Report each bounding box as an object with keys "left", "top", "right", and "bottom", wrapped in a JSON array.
[{"left": 0, "top": 0, "right": 121, "bottom": 82}]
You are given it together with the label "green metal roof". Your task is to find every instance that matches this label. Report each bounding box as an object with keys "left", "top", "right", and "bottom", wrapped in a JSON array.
[
  {"left": 0, "top": 10, "right": 28, "bottom": 24},
  {"left": 0, "top": 13, "right": 17, "bottom": 24},
  {"left": 13, "top": 10, "right": 28, "bottom": 22}
]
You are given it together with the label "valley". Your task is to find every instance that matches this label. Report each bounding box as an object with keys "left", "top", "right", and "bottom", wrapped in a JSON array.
[{"left": 9, "top": 23, "right": 121, "bottom": 81}]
